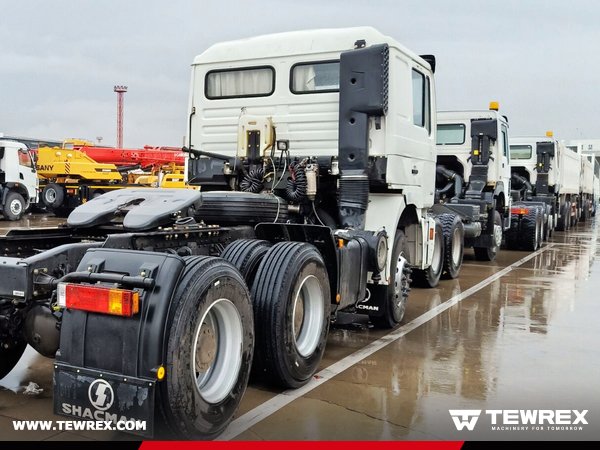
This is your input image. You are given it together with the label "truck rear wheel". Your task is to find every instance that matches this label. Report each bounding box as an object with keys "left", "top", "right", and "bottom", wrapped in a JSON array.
[
  {"left": 556, "top": 201, "right": 569, "bottom": 231},
  {"left": 370, "top": 230, "right": 411, "bottom": 329},
  {"left": 251, "top": 241, "right": 330, "bottom": 389},
  {"left": 156, "top": 256, "right": 254, "bottom": 440},
  {"left": 474, "top": 210, "right": 502, "bottom": 261},
  {"left": 0, "top": 340, "right": 27, "bottom": 380},
  {"left": 521, "top": 207, "right": 541, "bottom": 251},
  {"left": 439, "top": 214, "right": 464, "bottom": 279},
  {"left": 221, "top": 239, "right": 272, "bottom": 287},
  {"left": 2, "top": 191, "right": 26, "bottom": 221}
]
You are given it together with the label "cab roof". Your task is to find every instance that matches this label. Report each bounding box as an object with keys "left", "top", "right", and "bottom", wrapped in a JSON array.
[{"left": 192, "top": 26, "right": 432, "bottom": 70}]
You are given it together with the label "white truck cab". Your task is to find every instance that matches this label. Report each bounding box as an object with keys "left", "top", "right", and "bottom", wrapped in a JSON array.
[
  {"left": 0, "top": 139, "right": 39, "bottom": 220},
  {"left": 185, "top": 26, "right": 447, "bottom": 327},
  {"left": 510, "top": 132, "right": 581, "bottom": 231},
  {"left": 437, "top": 103, "right": 512, "bottom": 198}
]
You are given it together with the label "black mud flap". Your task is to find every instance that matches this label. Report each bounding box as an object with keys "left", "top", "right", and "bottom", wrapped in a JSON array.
[{"left": 53, "top": 363, "right": 155, "bottom": 438}]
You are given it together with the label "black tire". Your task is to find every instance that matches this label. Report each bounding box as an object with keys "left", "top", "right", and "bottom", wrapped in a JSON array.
[
  {"left": 2, "top": 191, "right": 26, "bottom": 221},
  {"left": 541, "top": 206, "right": 549, "bottom": 241},
  {"left": 535, "top": 206, "right": 544, "bottom": 248},
  {"left": 52, "top": 206, "right": 75, "bottom": 218},
  {"left": 370, "top": 230, "right": 411, "bottom": 329},
  {"left": 251, "top": 241, "right": 330, "bottom": 389},
  {"left": 580, "top": 198, "right": 589, "bottom": 222},
  {"left": 0, "top": 340, "right": 27, "bottom": 380},
  {"left": 505, "top": 215, "right": 520, "bottom": 250},
  {"left": 544, "top": 205, "right": 553, "bottom": 240},
  {"left": 556, "top": 201, "right": 569, "bottom": 231},
  {"left": 41, "top": 183, "right": 65, "bottom": 209},
  {"left": 520, "top": 207, "right": 541, "bottom": 251},
  {"left": 439, "top": 213, "right": 464, "bottom": 280},
  {"left": 221, "top": 239, "right": 272, "bottom": 287},
  {"left": 412, "top": 217, "right": 444, "bottom": 287},
  {"left": 195, "top": 191, "right": 288, "bottom": 225},
  {"left": 474, "top": 210, "right": 502, "bottom": 261},
  {"left": 91, "top": 189, "right": 105, "bottom": 199},
  {"left": 156, "top": 256, "right": 254, "bottom": 440}
]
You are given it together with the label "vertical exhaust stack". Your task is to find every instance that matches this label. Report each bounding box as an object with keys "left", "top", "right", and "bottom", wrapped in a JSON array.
[{"left": 338, "top": 43, "right": 389, "bottom": 229}]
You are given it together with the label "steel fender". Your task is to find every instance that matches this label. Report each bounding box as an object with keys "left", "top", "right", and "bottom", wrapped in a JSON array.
[{"left": 55, "top": 248, "right": 186, "bottom": 379}]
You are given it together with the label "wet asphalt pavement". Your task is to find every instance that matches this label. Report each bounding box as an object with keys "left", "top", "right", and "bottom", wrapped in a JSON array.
[{"left": 1, "top": 213, "right": 599, "bottom": 441}]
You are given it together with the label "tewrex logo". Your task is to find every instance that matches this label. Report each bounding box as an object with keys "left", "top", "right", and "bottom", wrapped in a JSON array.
[
  {"left": 449, "top": 410, "right": 481, "bottom": 431},
  {"left": 450, "top": 410, "right": 588, "bottom": 431}
]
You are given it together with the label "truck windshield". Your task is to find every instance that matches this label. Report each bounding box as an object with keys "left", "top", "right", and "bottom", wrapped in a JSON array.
[
  {"left": 436, "top": 124, "right": 465, "bottom": 145},
  {"left": 291, "top": 61, "right": 340, "bottom": 93},
  {"left": 205, "top": 66, "right": 275, "bottom": 99},
  {"left": 510, "top": 145, "right": 532, "bottom": 159}
]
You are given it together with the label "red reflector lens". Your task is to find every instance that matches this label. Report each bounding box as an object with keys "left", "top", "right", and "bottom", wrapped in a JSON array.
[
  {"left": 511, "top": 208, "right": 530, "bottom": 215},
  {"left": 64, "top": 284, "right": 139, "bottom": 316}
]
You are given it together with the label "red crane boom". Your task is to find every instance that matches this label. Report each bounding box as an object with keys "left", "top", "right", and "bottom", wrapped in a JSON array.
[{"left": 77, "top": 146, "right": 186, "bottom": 170}]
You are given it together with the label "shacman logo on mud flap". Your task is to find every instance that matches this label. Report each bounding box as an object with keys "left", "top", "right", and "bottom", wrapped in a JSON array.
[
  {"left": 449, "top": 410, "right": 588, "bottom": 431},
  {"left": 88, "top": 379, "right": 114, "bottom": 411}
]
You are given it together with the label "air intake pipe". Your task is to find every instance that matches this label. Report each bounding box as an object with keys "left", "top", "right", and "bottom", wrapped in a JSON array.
[{"left": 338, "top": 43, "right": 389, "bottom": 230}]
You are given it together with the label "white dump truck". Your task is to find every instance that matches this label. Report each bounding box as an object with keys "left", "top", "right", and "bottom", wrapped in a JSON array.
[
  {"left": 1, "top": 27, "right": 457, "bottom": 440},
  {"left": 510, "top": 132, "right": 584, "bottom": 232},
  {"left": 579, "top": 153, "right": 595, "bottom": 221},
  {"left": 593, "top": 158, "right": 600, "bottom": 217},
  {"left": 0, "top": 138, "right": 39, "bottom": 220}
]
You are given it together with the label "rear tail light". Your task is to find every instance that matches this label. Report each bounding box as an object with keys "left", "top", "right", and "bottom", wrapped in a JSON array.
[
  {"left": 511, "top": 207, "right": 530, "bottom": 215},
  {"left": 57, "top": 283, "right": 140, "bottom": 316}
]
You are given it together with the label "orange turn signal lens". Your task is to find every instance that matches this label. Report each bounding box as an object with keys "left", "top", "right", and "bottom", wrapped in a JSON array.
[{"left": 57, "top": 283, "right": 139, "bottom": 316}]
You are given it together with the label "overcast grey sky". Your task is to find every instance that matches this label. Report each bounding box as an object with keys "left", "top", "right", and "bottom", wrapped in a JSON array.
[{"left": 1, "top": 0, "right": 599, "bottom": 148}]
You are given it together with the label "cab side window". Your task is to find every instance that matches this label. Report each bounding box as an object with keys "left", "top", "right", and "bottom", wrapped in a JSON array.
[
  {"left": 412, "top": 69, "right": 431, "bottom": 134},
  {"left": 18, "top": 150, "right": 32, "bottom": 168}
]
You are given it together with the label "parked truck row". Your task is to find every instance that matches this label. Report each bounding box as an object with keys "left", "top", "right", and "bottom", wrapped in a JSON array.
[{"left": 0, "top": 27, "right": 598, "bottom": 440}]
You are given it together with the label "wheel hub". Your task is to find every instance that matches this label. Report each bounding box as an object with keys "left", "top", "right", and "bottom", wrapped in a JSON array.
[
  {"left": 293, "top": 275, "right": 324, "bottom": 357},
  {"left": 195, "top": 324, "right": 217, "bottom": 373},
  {"left": 394, "top": 256, "right": 410, "bottom": 308}
]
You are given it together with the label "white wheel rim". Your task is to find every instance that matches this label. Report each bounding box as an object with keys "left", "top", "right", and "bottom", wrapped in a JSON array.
[
  {"left": 45, "top": 189, "right": 57, "bottom": 203},
  {"left": 10, "top": 199, "right": 22, "bottom": 216},
  {"left": 493, "top": 224, "right": 503, "bottom": 248},
  {"left": 293, "top": 275, "right": 324, "bottom": 357},
  {"left": 451, "top": 227, "right": 462, "bottom": 263},
  {"left": 193, "top": 298, "right": 243, "bottom": 404}
]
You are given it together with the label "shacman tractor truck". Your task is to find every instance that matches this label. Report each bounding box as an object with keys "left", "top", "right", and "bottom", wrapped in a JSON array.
[
  {"left": 434, "top": 103, "right": 513, "bottom": 262},
  {"left": 509, "top": 132, "right": 583, "bottom": 233},
  {"left": 0, "top": 139, "right": 39, "bottom": 221},
  {"left": 0, "top": 27, "right": 464, "bottom": 440}
]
